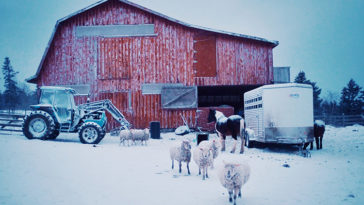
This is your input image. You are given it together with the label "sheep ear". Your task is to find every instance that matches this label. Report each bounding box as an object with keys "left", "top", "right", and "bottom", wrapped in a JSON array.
[
  {"left": 199, "top": 147, "right": 203, "bottom": 151},
  {"left": 234, "top": 164, "right": 241, "bottom": 167}
]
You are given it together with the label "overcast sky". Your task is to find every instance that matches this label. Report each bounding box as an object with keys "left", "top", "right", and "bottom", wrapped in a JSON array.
[{"left": 0, "top": 0, "right": 363, "bottom": 100}]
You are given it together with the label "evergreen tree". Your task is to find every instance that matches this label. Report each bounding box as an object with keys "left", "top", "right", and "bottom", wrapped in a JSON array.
[
  {"left": 294, "top": 71, "right": 322, "bottom": 115},
  {"left": 321, "top": 91, "right": 340, "bottom": 115},
  {"left": 0, "top": 91, "right": 3, "bottom": 110},
  {"left": 1, "top": 57, "right": 19, "bottom": 111},
  {"left": 340, "top": 79, "right": 363, "bottom": 115}
]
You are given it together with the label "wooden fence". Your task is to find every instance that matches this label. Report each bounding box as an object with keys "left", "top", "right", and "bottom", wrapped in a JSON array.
[
  {"left": 315, "top": 115, "right": 364, "bottom": 127},
  {"left": 0, "top": 113, "right": 25, "bottom": 132}
]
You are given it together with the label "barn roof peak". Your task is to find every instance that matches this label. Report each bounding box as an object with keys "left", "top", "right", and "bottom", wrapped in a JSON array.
[{"left": 27, "top": 0, "right": 279, "bottom": 83}]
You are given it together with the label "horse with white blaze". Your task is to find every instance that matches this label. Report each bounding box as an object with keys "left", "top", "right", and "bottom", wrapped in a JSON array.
[{"left": 208, "top": 109, "right": 245, "bottom": 153}]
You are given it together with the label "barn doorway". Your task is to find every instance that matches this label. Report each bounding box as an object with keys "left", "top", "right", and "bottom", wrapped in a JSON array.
[{"left": 198, "top": 85, "right": 261, "bottom": 115}]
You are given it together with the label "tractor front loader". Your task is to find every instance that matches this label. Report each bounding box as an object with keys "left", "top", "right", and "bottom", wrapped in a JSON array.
[{"left": 22, "top": 86, "right": 130, "bottom": 144}]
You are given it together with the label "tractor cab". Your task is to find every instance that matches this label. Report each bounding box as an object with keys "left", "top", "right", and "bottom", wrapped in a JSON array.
[{"left": 34, "top": 86, "right": 77, "bottom": 125}]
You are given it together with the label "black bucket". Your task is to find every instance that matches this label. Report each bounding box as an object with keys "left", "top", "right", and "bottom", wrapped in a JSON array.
[
  {"left": 150, "top": 121, "right": 160, "bottom": 139},
  {"left": 196, "top": 132, "right": 209, "bottom": 145}
]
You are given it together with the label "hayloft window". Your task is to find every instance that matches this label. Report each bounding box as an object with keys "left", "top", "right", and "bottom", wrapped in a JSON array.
[
  {"left": 75, "top": 24, "right": 156, "bottom": 38},
  {"left": 98, "top": 38, "right": 131, "bottom": 80},
  {"left": 193, "top": 33, "right": 217, "bottom": 77}
]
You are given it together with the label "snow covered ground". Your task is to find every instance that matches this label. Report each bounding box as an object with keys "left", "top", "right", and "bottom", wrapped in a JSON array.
[{"left": 0, "top": 125, "right": 363, "bottom": 205}]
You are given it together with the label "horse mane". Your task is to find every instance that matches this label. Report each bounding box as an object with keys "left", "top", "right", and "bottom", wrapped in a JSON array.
[{"left": 215, "top": 110, "right": 227, "bottom": 121}]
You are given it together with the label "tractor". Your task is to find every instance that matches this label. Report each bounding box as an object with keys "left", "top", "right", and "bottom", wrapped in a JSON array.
[{"left": 22, "top": 86, "right": 130, "bottom": 144}]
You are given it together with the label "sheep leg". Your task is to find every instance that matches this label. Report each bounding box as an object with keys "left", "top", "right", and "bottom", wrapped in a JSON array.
[
  {"left": 179, "top": 161, "right": 182, "bottom": 173},
  {"left": 228, "top": 190, "right": 233, "bottom": 203},
  {"left": 171, "top": 160, "right": 174, "bottom": 170},
  {"left": 187, "top": 162, "right": 191, "bottom": 175},
  {"left": 202, "top": 167, "right": 207, "bottom": 180},
  {"left": 238, "top": 189, "right": 242, "bottom": 198},
  {"left": 233, "top": 190, "right": 237, "bottom": 205},
  {"left": 202, "top": 168, "right": 205, "bottom": 180},
  {"left": 319, "top": 136, "right": 323, "bottom": 149},
  {"left": 198, "top": 167, "right": 201, "bottom": 175},
  {"left": 205, "top": 167, "right": 208, "bottom": 178},
  {"left": 315, "top": 136, "right": 319, "bottom": 150}
]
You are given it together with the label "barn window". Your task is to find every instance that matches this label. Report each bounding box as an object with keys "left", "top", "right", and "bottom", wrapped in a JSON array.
[
  {"left": 193, "top": 33, "right": 217, "bottom": 77},
  {"left": 161, "top": 86, "right": 197, "bottom": 109},
  {"left": 75, "top": 24, "right": 157, "bottom": 37},
  {"left": 141, "top": 83, "right": 184, "bottom": 94}
]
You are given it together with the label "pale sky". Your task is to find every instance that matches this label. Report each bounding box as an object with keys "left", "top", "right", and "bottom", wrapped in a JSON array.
[{"left": 0, "top": 0, "right": 363, "bottom": 100}]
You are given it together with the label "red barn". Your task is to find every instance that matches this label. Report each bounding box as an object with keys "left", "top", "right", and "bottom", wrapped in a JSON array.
[{"left": 27, "top": 0, "right": 278, "bottom": 130}]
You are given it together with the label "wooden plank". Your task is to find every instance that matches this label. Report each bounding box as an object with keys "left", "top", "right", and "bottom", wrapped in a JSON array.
[
  {"left": 0, "top": 123, "right": 23, "bottom": 128},
  {"left": 0, "top": 129, "right": 23, "bottom": 132}
]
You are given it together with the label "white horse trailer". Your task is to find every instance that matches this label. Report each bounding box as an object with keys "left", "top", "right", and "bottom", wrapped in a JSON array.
[{"left": 244, "top": 83, "right": 314, "bottom": 147}]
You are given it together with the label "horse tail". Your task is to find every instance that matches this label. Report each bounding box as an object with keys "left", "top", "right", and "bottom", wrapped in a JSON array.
[{"left": 240, "top": 118, "right": 246, "bottom": 139}]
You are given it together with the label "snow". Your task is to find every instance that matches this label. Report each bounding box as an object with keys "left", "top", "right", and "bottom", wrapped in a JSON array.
[
  {"left": 315, "top": 119, "right": 326, "bottom": 126},
  {"left": 1, "top": 125, "right": 364, "bottom": 205}
]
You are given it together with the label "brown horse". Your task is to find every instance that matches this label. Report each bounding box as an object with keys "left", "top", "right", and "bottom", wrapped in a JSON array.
[{"left": 208, "top": 109, "right": 245, "bottom": 154}]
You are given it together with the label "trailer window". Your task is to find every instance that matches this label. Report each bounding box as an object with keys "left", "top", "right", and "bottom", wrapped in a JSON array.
[
  {"left": 245, "top": 104, "right": 262, "bottom": 110},
  {"left": 245, "top": 97, "right": 262, "bottom": 104}
]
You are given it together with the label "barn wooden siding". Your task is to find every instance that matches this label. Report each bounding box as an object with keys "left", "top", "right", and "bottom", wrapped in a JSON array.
[{"left": 36, "top": 0, "right": 275, "bottom": 130}]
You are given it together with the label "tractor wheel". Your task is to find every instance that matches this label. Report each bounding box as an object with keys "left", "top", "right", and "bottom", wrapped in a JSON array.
[
  {"left": 22, "top": 111, "right": 55, "bottom": 140},
  {"left": 48, "top": 130, "right": 60, "bottom": 140},
  {"left": 78, "top": 122, "right": 105, "bottom": 144}
]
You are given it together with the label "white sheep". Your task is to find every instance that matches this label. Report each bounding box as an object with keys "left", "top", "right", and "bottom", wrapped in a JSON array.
[
  {"left": 169, "top": 140, "right": 191, "bottom": 175},
  {"left": 198, "top": 139, "right": 220, "bottom": 168},
  {"left": 119, "top": 129, "right": 132, "bottom": 146},
  {"left": 119, "top": 129, "right": 150, "bottom": 146},
  {"left": 193, "top": 146, "right": 213, "bottom": 180},
  {"left": 130, "top": 128, "right": 150, "bottom": 145},
  {"left": 218, "top": 161, "right": 250, "bottom": 205}
]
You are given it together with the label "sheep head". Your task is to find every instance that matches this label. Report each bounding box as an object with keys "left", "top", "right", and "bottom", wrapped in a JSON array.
[
  {"left": 199, "top": 147, "right": 212, "bottom": 160},
  {"left": 223, "top": 163, "right": 241, "bottom": 181},
  {"left": 181, "top": 140, "right": 191, "bottom": 151}
]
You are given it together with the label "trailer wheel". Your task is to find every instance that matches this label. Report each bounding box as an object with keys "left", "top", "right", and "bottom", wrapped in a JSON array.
[
  {"left": 78, "top": 122, "right": 104, "bottom": 144},
  {"left": 22, "top": 111, "right": 55, "bottom": 140}
]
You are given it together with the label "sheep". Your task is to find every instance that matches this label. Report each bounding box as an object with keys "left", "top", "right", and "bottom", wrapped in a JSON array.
[
  {"left": 130, "top": 128, "right": 150, "bottom": 145},
  {"left": 169, "top": 140, "right": 191, "bottom": 175},
  {"left": 119, "top": 129, "right": 132, "bottom": 146},
  {"left": 119, "top": 128, "right": 150, "bottom": 146},
  {"left": 193, "top": 146, "right": 213, "bottom": 180},
  {"left": 198, "top": 139, "right": 220, "bottom": 168},
  {"left": 218, "top": 161, "right": 250, "bottom": 205}
]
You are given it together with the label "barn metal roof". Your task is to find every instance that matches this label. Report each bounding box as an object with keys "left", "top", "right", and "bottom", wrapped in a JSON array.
[{"left": 27, "top": 0, "right": 279, "bottom": 83}]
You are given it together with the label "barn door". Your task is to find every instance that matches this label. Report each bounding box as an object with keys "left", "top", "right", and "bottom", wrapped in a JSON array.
[
  {"left": 161, "top": 86, "right": 197, "bottom": 109},
  {"left": 193, "top": 33, "right": 217, "bottom": 77}
]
